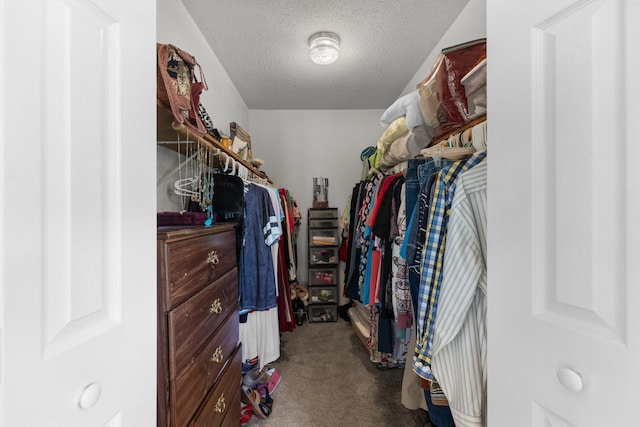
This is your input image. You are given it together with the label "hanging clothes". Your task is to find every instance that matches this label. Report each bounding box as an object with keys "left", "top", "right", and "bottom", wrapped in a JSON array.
[
  {"left": 355, "top": 175, "right": 381, "bottom": 301},
  {"left": 239, "top": 182, "right": 301, "bottom": 367},
  {"left": 239, "top": 183, "right": 279, "bottom": 312},
  {"left": 413, "top": 150, "right": 487, "bottom": 380},
  {"left": 370, "top": 174, "right": 405, "bottom": 354},
  {"left": 277, "top": 190, "right": 297, "bottom": 333},
  {"left": 345, "top": 182, "right": 364, "bottom": 300},
  {"left": 431, "top": 158, "right": 487, "bottom": 427},
  {"left": 343, "top": 120, "right": 489, "bottom": 427}
]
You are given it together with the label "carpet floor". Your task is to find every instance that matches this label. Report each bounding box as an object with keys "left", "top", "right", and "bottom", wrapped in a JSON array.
[{"left": 244, "top": 318, "right": 431, "bottom": 427}]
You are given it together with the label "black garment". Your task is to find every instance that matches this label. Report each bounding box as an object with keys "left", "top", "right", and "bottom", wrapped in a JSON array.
[{"left": 345, "top": 182, "right": 364, "bottom": 300}]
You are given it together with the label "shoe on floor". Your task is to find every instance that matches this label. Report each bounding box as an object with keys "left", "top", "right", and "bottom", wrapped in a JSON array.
[
  {"left": 241, "top": 403, "right": 252, "bottom": 425},
  {"left": 241, "top": 385, "right": 273, "bottom": 419},
  {"left": 242, "top": 367, "right": 271, "bottom": 387},
  {"left": 256, "top": 369, "right": 281, "bottom": 399},
  {"left": 266, "top": 368, "right": 281, "bottom": 394}
]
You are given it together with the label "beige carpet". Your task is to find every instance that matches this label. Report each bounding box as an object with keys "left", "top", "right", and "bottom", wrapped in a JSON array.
[{"left": 245, "top": 318, "right": 430, "bottom": 426}]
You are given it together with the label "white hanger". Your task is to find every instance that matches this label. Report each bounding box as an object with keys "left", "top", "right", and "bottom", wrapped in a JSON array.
[
  {"left": 223, "top": 154, "right": 237, "bottom": 175},
  {"left": 174, "top": 177, "right": 200, "bottom": 197},
  {"left": 238, "top": 164, "right": 248, "bottom": 179}
]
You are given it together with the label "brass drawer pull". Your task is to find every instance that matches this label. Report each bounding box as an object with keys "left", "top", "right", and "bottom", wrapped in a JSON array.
[
  {"left": 210, "top": 346, "right": 224, "bottom": 363},
  {"left": 213, "top": 393, "right": 226, "bottom": 413},
  {"left": 209, "top": 298, "right": 222, "bottom": 314},
  {"left": 206, "top": 250, "right": 219, "bottom": 267}
]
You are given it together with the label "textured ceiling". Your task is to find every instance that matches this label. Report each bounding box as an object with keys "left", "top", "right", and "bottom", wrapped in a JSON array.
[{"left": 181, "top": 0, "right": 470, "bottom": 110}]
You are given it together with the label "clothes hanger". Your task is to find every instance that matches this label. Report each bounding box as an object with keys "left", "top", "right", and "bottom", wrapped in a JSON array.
[
  {"left": 472, "top": 120, "right": 487, "bottom": 151},
  {"left": 173, "top": 177, "right": 200, "bottom": 197},
  {"left": 421, "top": 143, "right": 475, "bottom": 162},
  {"left": 237, "top": 164, "right": 248, "bottom": 179},
  {"left": 223, "top": 153, "right": 236, "bottom": 175}
]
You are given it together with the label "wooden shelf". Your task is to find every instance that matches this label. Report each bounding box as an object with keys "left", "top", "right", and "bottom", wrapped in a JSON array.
[{"left": 156, "top": 101, "right": 268, "bottom": 181}]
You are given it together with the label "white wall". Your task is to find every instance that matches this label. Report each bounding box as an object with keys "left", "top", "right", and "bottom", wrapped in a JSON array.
[
  {"left": 401, "top": 0, "right": 487, "bottom": 96},
  {"left": 156, "top": 0, "right": 250, "bottom": 211},
  {"left": 249, "top": 109, "right": 384, "bottom": 283}
]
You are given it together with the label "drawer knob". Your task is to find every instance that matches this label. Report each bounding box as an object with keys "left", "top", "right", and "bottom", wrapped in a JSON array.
[
  {"left": 213, "top": 393, "right": 226, "bottom": 413},
  {"left": 209, "top": 298, "right": 223, "bottom": 314},
  {"left": 210, "top": 346, "right": 224, "bottom": 363},
  {"left": 206, "top": 250, "right": 219, "bottom": 267}
]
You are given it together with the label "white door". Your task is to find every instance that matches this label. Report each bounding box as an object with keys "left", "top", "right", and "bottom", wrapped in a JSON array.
[
  {"left": 488, "top": 0, "right": 640, "bottom": 425},
  {"left": 1, "top": 0, "right": 157, "bottom": 425}
]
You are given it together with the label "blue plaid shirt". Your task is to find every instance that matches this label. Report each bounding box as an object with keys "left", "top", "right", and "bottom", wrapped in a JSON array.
[{"left": 413, "top": 150, "right": 487, "bottom": 380}]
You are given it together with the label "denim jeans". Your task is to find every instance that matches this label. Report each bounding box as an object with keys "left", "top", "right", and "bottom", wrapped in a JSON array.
[
  {"left": 417, "top": 158, "right": 454, "bottom": 187},
  {"left": 405, "top": 158, "right": 454, "bottom": 306},
  {"left": 416, "top": 158, "right": 456, "bottom": 427},
  {"left": 404, "top": 158, "right": 427, "bottom": 220},
  {"left": 424, "top": 389, "right": 455, "bottom": 427}
]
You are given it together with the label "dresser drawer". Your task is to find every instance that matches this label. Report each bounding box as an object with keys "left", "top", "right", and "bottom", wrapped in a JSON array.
[
  {"left": 219, "top": 389, "right": 242, "bottom": 427},
  {"left": 190, "top": 346, "right": 242, "bottom": 427},
  {"left": 172, "top": 314, "right": 239, "bottom": 426},
  {"left": 169, "top": 267, "right": 239, "bottom": 376},
  {"left": 160, "top": 227, "right": 237, "bottom": 310}
]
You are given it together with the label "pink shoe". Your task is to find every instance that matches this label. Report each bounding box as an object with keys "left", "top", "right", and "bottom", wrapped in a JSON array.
[
  {"left": 257, "top": 368, "right": 281, "bottom": 397},
  {"left": 267, "top": 368, "right": 281, "bottom": 393}
]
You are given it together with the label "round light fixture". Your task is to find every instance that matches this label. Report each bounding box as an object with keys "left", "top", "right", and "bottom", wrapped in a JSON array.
[{"left": 309, "top": 32, "right": 340, "bottom": 65}]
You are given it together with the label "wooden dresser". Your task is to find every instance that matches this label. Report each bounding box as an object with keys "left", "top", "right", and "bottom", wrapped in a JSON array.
[{"left": 157, "top": 224, "right": 241, "bottom": 427}]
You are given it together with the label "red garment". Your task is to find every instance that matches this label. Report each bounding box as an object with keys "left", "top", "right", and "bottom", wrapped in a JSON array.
[
  {"left": 338, "top": 227, "right": 349, "bottom": 262},
  {"left": 278, "top": 188, "right": 295, "bottom": 232},
  {"left": 366, "top": 173, "right": 403, "bottom": 228},
  {"left": 369, "top": 247, "right": 381, "bottom": 305},
  {"left": 276, "top": 235, "right": 295, "bottom": 333}
]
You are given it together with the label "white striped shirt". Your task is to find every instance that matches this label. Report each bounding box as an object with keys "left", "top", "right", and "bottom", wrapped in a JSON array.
[{"left": 431, "top": 158, "right": 487, "bottom": 427}]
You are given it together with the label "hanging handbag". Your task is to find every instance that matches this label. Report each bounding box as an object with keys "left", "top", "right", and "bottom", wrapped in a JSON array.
[{"left": 156, "top": 43, "right": 208, "bottom": 136}]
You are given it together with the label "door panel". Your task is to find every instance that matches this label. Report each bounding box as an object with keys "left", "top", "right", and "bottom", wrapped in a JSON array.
[
  {"left": 532, "top": 402, "right": 578, "bottom": 427},
  {"left": 2, "top": 0, "right": 156, "bottom": 425},
  {"left": 488, "top": 0, "right": 639, "bottom": 425},
  {"left": 531, "top": 0, "right": 626, "bottom": 342},
  {"left": 42, "top": 0, "right": 121, "bottom": 359}
]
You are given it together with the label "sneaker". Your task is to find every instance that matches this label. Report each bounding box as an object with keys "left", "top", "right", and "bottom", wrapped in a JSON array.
[
  {"left": 266, "top": 368, "right": 281, "bottom": 394},
  {"left": 256, "top": 368, "right": 281, "bottom": 397}
]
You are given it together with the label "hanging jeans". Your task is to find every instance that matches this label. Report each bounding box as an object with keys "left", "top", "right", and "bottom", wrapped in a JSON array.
[
  {"left": 406, "top": 158, "right": 454, "bottom": 313},
  {"left": 407, "top": 158, "right": 456, "bottom": 427},
  {"left": 404, "top": 158, "right": 427, "bottom": 220},
  {"left": 424, "top": 389, "right": 455, "bottom": 427}
]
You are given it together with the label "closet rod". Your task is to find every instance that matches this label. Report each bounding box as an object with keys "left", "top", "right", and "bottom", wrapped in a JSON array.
[{"left": 157, "top": 100, "right": 271, "bottom": 183}]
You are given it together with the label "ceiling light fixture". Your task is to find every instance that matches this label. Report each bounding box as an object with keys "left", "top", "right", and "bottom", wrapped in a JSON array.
[{"left": 309, "top": 32, "right": 340, "bottom": 65}]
